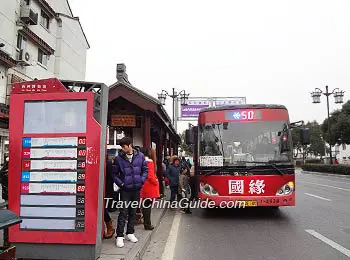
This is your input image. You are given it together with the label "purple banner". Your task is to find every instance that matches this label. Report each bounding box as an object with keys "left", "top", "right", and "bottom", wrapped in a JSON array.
[{"left": 181, "top": 104, "right": 209, "bottom": 118}]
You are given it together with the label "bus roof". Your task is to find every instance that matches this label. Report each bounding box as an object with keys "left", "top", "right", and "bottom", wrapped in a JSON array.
[{"left": 200, "top": 104, "right": 287, "bottom": 113}]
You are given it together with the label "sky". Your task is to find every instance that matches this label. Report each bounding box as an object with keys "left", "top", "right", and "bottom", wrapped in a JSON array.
[{"left": 69, "top": 0, "right": 350, "bottom": 133}]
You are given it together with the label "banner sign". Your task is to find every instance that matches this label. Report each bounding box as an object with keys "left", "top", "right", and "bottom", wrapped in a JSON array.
[
  {"left": 214, "top": 98, "right": 246, "bottom": 106},
  {"left": 180, "top": 98, "right": 247, "bottom": 118},
  {"left": 111, "top": 115, "right": 136, "bottom": 127},
  {"left": 181, "top": 100, "right": 210, "bottom": 118}
]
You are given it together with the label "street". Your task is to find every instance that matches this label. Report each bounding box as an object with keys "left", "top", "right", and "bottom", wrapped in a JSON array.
[{"left": 142, "top": 171, "right": 350, "bottom": 260}]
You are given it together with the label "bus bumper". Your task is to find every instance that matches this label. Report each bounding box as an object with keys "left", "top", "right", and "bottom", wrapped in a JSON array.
[{"left": 198, "top": 193, "right": 295, "bottom": 207}]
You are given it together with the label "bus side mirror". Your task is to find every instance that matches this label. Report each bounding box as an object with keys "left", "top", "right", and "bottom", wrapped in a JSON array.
[
  {"left": 185, "top": 129, "right": 195, "bottom": 145},
  {"left": 300, "top": 128, "right": 310, "bottom": 145}
]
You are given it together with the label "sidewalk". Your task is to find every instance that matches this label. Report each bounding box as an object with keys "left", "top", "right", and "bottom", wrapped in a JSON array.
[{"left": 99, "top": 192, "right": 169, "bottom": 260}]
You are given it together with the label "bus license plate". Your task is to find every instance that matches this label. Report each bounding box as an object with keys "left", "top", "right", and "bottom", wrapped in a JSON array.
[{"left": 243, "top": 201, "right": 257, "bottom": 207}]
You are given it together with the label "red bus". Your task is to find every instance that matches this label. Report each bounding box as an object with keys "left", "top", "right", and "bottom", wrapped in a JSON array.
[{"left": 185, "top": 104, "right": 309, "bottom": 208}]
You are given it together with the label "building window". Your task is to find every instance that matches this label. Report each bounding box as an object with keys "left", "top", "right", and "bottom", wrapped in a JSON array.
[
  {"left": 38, "top": 49, "right": 48, "bottom": 67},
  {"left": 17, "top": 34, "right": 27, "bottom": 50},
  {"left": 40, "top": 10, "right": 50, "bottom": 29},
  {"left": 342, "top": 144, "right": 346, "bottom": 150}
]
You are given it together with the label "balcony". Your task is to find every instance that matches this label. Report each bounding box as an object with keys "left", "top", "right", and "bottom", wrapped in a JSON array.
[{"left": 20, "top": 6, "right": 38, "bottom": 25}]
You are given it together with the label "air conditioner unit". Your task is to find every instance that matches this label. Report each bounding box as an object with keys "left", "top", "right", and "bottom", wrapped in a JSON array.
[
  {"left": 20, "top": 6, "right": 38, "bottom": 25},
  {"left": 18, "top": 49, "right": 31, "bottom": 66}
]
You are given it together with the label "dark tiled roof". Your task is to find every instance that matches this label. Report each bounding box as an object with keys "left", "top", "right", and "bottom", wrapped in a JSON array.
[
  {"left": 110, "top": 81, "right": 161, "bottom": 105},
  {"left": 110, "top": 80, "right": 179, "bottom": 140}
]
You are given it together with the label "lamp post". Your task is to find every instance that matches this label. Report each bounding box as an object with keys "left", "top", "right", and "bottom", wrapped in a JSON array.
[
  {"left": 158, "top": 88, "right": 189, "bottom": 131},
  {"left": 311, "top": 86, "right": 345, "bottom": 164}
]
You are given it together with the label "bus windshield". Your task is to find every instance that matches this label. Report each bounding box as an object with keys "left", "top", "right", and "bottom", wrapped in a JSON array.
[{"left": 198, "top": 120, "right": 292, "bottom": 166}]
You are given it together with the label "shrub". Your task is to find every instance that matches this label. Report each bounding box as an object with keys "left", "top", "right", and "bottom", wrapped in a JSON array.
[
  {"left": 295, "top": 160, "right": 303, "bottom": 166},
  {"left": 301, "top": 164, "right": 350, "bottom": 175},
  {"left": 305, "top": 159, "right": 323, "bottom": 164}
]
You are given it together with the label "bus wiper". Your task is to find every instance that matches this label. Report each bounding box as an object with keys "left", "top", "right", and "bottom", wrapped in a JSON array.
[
  {"left": 204, "top": 165, "right": 242, "bottom": 176},
  {"left": 245, "top": 161, "right": 284, "bottom": 175}
]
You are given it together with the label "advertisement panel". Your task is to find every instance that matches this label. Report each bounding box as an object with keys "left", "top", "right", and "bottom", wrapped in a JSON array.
[
  {"left": 181, "top": 100, "right": 210, "bottom": 118},
  {"left": 214, "top": 97, "right": 246, "bottom": 106},
  {"left": 180, "top": 97, "right": 247, "bottom": 119}
]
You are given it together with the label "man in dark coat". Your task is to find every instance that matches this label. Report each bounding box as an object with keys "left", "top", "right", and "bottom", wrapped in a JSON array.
[{"left": 112, "top": 137, "right": 148, "bottom": 248}]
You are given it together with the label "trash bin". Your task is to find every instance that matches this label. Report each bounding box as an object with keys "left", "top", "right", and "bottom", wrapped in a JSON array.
[{"left": 0, "top": 209, "right": 21, "bottom": 259}]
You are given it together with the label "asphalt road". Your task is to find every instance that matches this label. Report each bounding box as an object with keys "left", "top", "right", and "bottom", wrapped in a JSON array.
[{"left": 143, "top": 171, "right": 350, "bottom": 260}]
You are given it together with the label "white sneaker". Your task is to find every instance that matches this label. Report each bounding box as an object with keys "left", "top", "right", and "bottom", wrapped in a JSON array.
[
  {"left": 116, "top": 237, "right": 124, "bottom": 248},
  {"left": 126, "top": 234, "right": 138, "bottom": 243}
]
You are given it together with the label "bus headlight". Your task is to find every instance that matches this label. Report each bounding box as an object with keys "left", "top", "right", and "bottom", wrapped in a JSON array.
[
  {"left": 200, "top": 183, "right": 219, "bottom": 196},
  {"left": 276, "top": 181, "right": 294, "bottom": 196}
]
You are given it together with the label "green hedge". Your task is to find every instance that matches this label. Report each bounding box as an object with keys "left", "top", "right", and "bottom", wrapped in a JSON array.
[
  {"left": 301, "top": 164, "right": 350, "bottom": 175},
  {"left": 295, "top": 159, "right": 323, "bottom": 166},
  {"left": 305, "top": 159, "right": 323, "bottom": 164}
]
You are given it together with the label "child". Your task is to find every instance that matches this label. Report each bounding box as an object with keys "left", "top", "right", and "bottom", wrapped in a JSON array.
[{"left": 178, "top": 166, "right": 192, "bottom": 214}]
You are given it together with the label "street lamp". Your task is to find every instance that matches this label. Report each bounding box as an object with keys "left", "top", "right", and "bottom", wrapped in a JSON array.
[
  {"left": 311, "top": 86, "right": 345, "bottom": 164},
  {"left": 157, "top": 88, "right": 189, "bottom": 131}
]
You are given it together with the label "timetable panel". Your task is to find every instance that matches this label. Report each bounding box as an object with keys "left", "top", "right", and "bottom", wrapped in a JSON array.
[{"left": 20, "top": 137, "right": 86, "bottom": 232}]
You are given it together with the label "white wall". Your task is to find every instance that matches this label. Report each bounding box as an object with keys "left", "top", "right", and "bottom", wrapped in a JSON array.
[
  {"left": 27, "top": 0, "right": 57, "bottom": 49},
  {"left": 56, "top": 16, "right": 87, "bottom": 80},
  {"left": 0, "top": 0, "right": 87, "bottom": 82},
  {"left": 336, "top": 144, "right": 350, "bottom": 164},
  {"left": 0, "top": 0, "right": 19, "bottom": 57},
  {"left": 46, "top": 0, "right": 73, "bottom": 16}
]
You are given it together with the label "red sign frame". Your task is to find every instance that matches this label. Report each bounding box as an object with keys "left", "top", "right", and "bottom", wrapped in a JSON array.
[{"left": 8, "top": 91, "right": 102, "bottom": 245}]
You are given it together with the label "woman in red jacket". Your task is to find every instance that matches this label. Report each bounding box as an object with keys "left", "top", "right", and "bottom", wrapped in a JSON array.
[{"left": 140, "top": 147, "right": 160, "bottom": 230}]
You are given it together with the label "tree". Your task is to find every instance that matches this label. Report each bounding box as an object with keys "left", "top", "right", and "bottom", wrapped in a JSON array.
[
  {"left": 305, "top": 121, "right": 325, "bottom": 157},
  {"left": 292, "top": 121, "right": 325, "bottom": 159},
  {"left": 321, "top": 100, "right": 350, "bottom": 145},
  {"left": 291, "top": 127, "right": 302, "bottom": 157},
  {"left": 321, "top": 110, "right": 342, "bottom": 146}
]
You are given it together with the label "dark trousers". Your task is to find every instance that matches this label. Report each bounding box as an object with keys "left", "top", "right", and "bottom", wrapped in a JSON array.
[
  {"left": 170, "top": 186, "right": 179, "bottom": 202},
  {"left": 158, "top": 175, "right": 164, "bottom": 196},
  {"left": 142, "top": 198, "right": 153, "bottom": 226},
  {"left": 104, "top": 208, "right": 111, "bottom": 223},
  {"left": 189, "top": 176, "right": 196, "bottom": 200},
  {"left": 116, "top": 190, "right": 140, "bottom": 237}
]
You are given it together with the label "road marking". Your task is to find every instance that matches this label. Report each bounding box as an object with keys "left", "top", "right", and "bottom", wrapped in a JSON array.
[
  {"left": 304, "top": 192, "right": 331, "bottom": 201},
  {"left": 300, "top": 181, "right": 350, "bottom": 192},
  {"left": 301, "top": 171, "right": 350, "bottom": 180},
  {"left": 299, "top": 173, "right": 350, "bottom": 184},
  {"left": 161, "top": 213, "right": 181, "bottom": 260},
  {"left": 305, "top": 229, "right": 350, "bottom": 258}
]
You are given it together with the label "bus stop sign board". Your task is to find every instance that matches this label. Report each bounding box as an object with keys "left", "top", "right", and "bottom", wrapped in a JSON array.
[{"left": 8, "top": 78, "right": 108, "bottom": 260}]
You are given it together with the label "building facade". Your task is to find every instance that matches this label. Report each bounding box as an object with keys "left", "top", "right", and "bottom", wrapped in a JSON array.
[
  {"left": 335, "top": 144, "right": 350, "bottom": 164},
  {"left": 0, "top": 0, "right": 89, "bottom": 164}
]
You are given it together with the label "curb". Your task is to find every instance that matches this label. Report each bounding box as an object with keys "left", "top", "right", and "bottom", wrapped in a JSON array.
[
  {"left": 301, "top": 170, "right": 350, "bottom": 179},
  {"left": 125, "top": 204, "right": 168, "bottom": 260}
]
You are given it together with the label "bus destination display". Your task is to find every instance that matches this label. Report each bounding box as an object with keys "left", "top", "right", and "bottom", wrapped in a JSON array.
[{"left": 19, "top": 137, "right": 86, "bottom": 231}]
